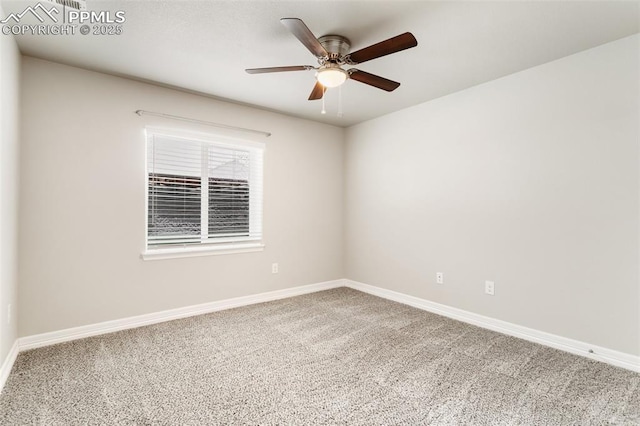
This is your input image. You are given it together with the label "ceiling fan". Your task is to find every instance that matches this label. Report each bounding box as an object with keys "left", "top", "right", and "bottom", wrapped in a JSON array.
[{"left": 246, "top": 18, "right": 418, "bottom": 100}]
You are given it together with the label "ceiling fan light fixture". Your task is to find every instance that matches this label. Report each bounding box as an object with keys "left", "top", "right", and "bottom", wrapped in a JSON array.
[
  {"left": 316, "top": 67, "right": 348, "bottom": 88},
  {"left": 247, "top": 18, "right": 417, "bottom": 101}
]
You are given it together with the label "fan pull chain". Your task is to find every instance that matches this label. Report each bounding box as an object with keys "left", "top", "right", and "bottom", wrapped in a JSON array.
[
  {"left": 321, "top": 87, "right": 327, "bottom": 115},
  {"left": 337, "top": 85, "right": 343, "bottom": 118}
]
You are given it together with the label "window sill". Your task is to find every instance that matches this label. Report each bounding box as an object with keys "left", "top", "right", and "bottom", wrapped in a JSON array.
[{"left": 141, "top": 242, "right": 265, "bottom": 261}]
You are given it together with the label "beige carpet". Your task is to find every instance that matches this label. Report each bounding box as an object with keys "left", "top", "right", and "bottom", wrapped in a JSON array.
[{"left": 1, "top": 288, "right": 638, "bottom": 425}]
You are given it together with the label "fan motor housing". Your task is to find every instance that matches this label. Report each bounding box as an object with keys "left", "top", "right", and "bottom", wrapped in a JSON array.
[{"left": 318, "top": 35, "right": 351, "bottom": 59}]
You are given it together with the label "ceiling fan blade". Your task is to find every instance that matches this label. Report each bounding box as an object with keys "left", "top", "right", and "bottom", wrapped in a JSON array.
[
  {"left": 347, "top": 32, "right": 417, "bottom": 64},
  {"left": 246, "top": 65, "right": 314, "bottom": 74},
  {"left": 308, "top": 81, "right": 325, "bottom": 100},
  {"left": 281, "top": 18, "right": 328, "bottom": 58},
  {"left": 349, "top": 69, "right": 400, "bottom": 92}
]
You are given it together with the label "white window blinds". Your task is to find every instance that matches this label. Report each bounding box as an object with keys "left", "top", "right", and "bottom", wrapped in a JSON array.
[{"left": 146, "top": 130, "right": 263, "bottom": 249}]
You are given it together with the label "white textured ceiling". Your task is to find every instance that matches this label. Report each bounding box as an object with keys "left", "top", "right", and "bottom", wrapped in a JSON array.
[{"left": 2, "top": 0, "right": 639, "bottom": 126}]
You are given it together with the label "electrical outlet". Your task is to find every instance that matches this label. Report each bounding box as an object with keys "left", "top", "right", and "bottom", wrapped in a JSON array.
[
  {"left": 436, "top": 272, "right": 444, "bottom": 284},
  {"left": 272, "top": 263, "right": 279, "bottom": 274},
  {"left": 485, "top": 281, "right": 495, "bottom": 296},
  {"left": 7, "top": 304, "right": 11, "bottom": 325}
]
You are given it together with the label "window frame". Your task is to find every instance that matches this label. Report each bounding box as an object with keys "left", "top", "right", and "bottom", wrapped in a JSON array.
[{"left": 142, "top": 127, "right": 265, "bottom": 260}]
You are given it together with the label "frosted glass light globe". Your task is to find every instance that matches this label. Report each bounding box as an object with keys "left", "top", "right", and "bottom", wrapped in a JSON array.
[{"left": 316, "top": 67, "right": 348, "bottom": 88}]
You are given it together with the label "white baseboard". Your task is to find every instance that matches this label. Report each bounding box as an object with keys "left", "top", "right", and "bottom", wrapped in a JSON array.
[
  {"left": 19, "top": 279, "right": 345, "bottom": 352},
  {"left": 5, "top": 276, "right": 637, "bottom": 396},
  {"left": 345, "top": 279, "right": 639, "bottom": 373},
  {"left": 0, "top": 340, "right": 19, "bottom": 395}
]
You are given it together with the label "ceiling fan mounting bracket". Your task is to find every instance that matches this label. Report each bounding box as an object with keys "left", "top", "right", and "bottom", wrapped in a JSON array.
[{"left": 318, "top": 35, "right": 351, "bottom": 62}]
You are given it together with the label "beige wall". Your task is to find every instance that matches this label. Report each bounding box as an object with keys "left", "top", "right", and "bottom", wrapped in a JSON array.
[
  {"left": 18, "top": 57, "right": 344, "bottom": 336},
  {"left": 0, "top": 6, "right": 20, "bottom": 365},
  {"left": 344, "top": 35, "right": 639, "bottom": 355}
]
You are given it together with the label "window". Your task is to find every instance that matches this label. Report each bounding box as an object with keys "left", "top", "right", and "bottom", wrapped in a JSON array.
[{"left": 143, "top": 128, "right": 264, "bottom": 259}]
